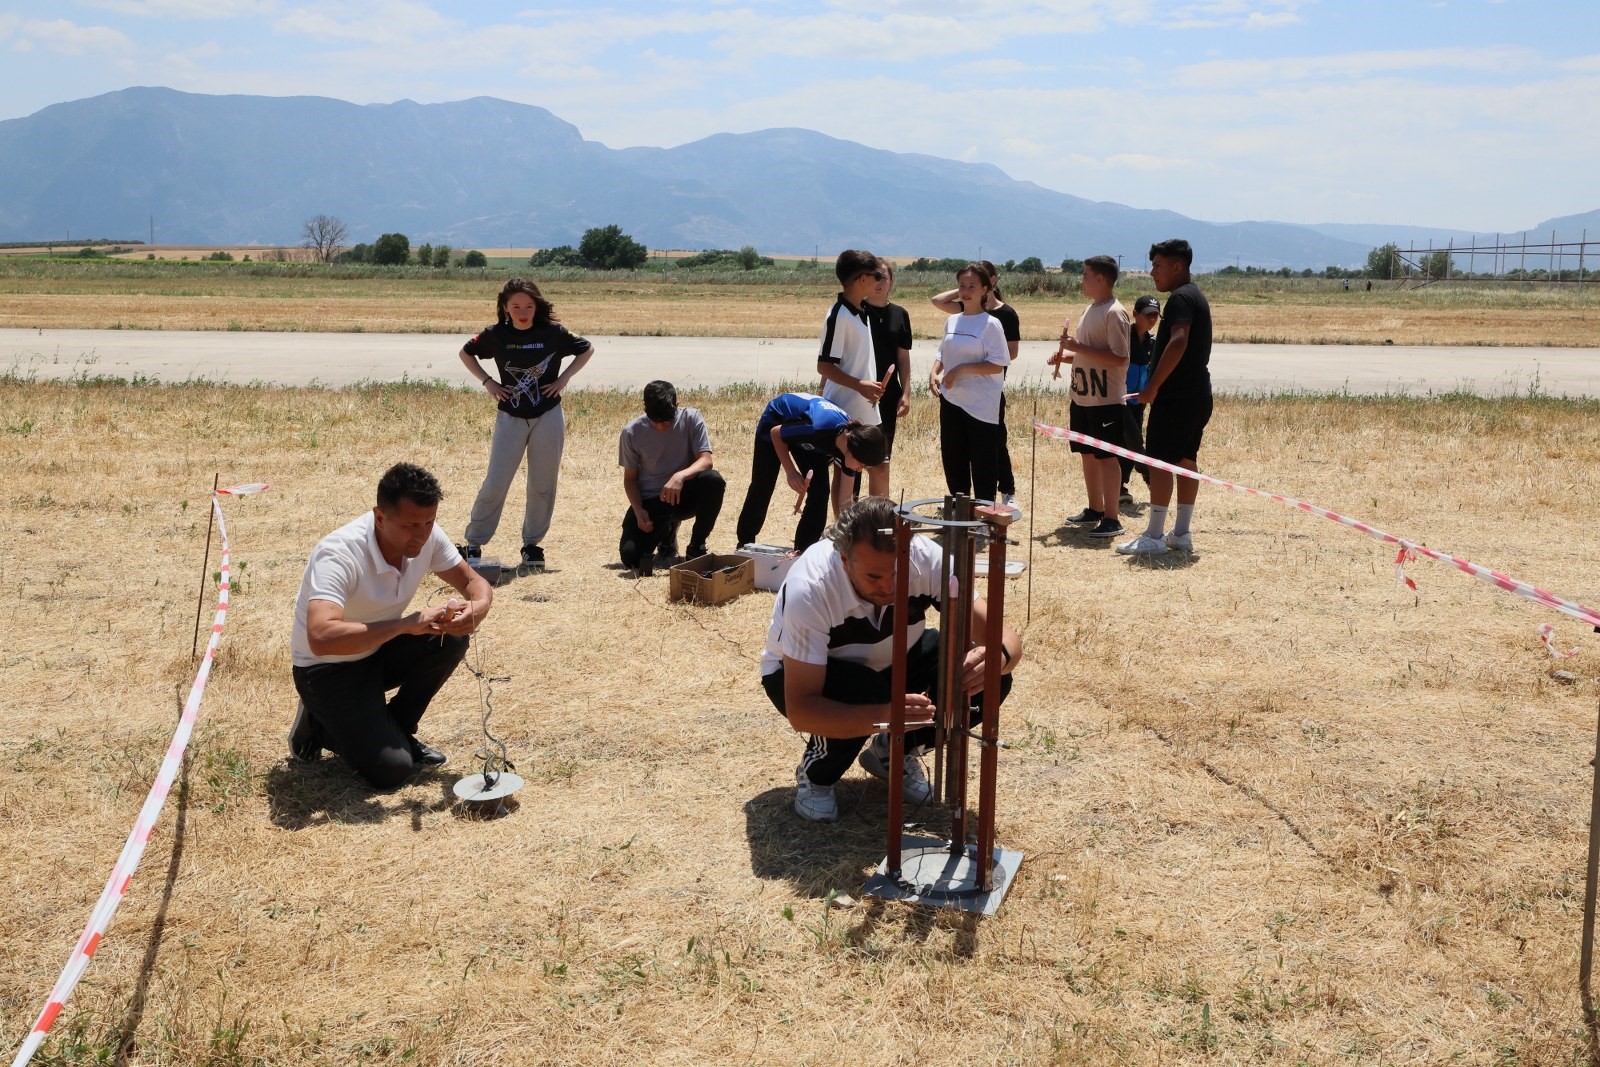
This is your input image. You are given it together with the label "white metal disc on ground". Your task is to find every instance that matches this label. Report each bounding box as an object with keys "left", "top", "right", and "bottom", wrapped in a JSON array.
[
  {"left": 452, "top": 771, "right": 524, "bottom": 803},
  {"left": 862, "top": 834, "right": 1024, "bottom": 916}
]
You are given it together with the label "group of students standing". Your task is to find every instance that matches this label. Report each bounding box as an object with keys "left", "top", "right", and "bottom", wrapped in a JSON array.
[{"left": 447, "top": 239, "right": 1214, "bottom": 574}]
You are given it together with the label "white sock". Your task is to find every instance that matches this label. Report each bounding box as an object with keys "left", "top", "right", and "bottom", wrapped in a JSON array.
[
  {"left": 1173, "top": 504, "right": 1194, "bottom": 537},
  {"left": 1144, "top": 505, "right": 1168, "bottom": 538}
]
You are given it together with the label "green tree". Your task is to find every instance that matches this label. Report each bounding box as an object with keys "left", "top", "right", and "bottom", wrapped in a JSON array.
[
  {"left": 529, "top": 245, "right": 584, "bottom": 268},
  {"left": 461, "top": 249, "right": 488, "bottom": 268},
  {"left": 371, "top": 233, "right": 410, "bottom": 266},
  {"left": 431, "top": 245, "right": 451, "bottom": 268},
  {"left": 578, "top": 224, "right": 648, "bottom": 270},
  {"left": 1015, "top": 256, "right": 1045, "bottom": 274},
  {"left": 1060, "top": 257, "right": 1085, "bottom": 274},
  {"left": 737, "top": 245, "right": 761, "bottom": 271},
  {"left": 415, "top": 243, "right": 434, "bottom": 268},
  {"left": 1423, "top": 250, "right": 1452, "bottom": 279},
  {"left": 1365, "top": 243, "right": 1401, "bottom": 279},
  {"left": 206, "top": 250, "right": 234, "bottom": 262}
]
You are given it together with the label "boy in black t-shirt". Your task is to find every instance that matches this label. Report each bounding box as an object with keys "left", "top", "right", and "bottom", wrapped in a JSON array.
[
  {"left": 863, "top": 261, "right": 912, "bottom": 498},
  {"left": 1116, "top": 240, "right": 1212, "bottom": 557}
]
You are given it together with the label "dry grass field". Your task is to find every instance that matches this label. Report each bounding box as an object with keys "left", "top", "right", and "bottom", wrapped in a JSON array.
[
  {"left": 3, "top": 371, "right": 1600, "bottom": 1066},
  {"left": 1, "top": 261, "right": 1595, "bottom": 347}
]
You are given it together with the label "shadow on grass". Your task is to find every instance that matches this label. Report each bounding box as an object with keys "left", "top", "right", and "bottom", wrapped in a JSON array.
[{"left": 264, "top": 760, "right": 456, "bottom": 830}]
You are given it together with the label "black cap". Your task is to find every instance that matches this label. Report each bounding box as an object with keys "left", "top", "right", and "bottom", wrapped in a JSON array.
[{"left": 1133, "top": 295, "right": 1160, "bottom": 315}]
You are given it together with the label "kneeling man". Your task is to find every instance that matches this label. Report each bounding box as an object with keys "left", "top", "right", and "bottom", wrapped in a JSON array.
[
  {"left": 618, "top": 379, "right": 725, "bottom": 575},
  {"left": 289, "top": 462, "right": 494, "bottom": 788},
  {"left": 760, "top": 496, "right": 1022, "bottom": 822}
]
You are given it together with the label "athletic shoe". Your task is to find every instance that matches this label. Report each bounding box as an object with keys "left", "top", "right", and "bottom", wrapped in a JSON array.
[
  {"left": 858, "top": 734, "right": 933, "bottom": 804},
  {"left": 288, "top": 699, "right": 322, "bottom": 762},
  {"left": 793, "top": 767, "right": 838, "bottom": 822},
  {"left": 1115, "top": 533, "right": 1169, "bottom": 556},
  {"left": 1088, "top": 518, "right": 1125, "bottom": 539},
  {"left": 656, "top": 526, "right": 680, "bottom": 562},
  {"left": 1066, "top": 508, "right": 1102, "bottom": 525},
  {"left": 518, "top": 544, "right": 545, "bottom": 574},
  {"left": 684, "top": 542, "right": 707, "bottom": 560},
  {"left": 1165, "top": 531, "right": 1194, "bottom": 552},
  {"left": 634, "top": 555, "right": 653, "bottom": 577},
  {"left": 1001, "top": 493, "right": 1017, "bottom": 509},
  {"left": 1118, "top": 489, "right": 1134, "bottom": 506},
  {"left": 457, "top": 543, "right": 482, "bottom": 560},
  {"left": 409, "top": 737, "right": 448, "bottom": 768}
]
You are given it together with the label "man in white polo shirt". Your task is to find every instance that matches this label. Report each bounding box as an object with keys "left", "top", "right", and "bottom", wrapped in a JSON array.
[
  {"left": 760, "top": 496, "right": 1022, "bottom": 822},
  {"left": 289, "top": 462, "right": 494, "bottom": 789}
]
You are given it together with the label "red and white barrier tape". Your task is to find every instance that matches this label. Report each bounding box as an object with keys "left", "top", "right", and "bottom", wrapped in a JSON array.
[
  {"left": 1033, "top": 419, "right": 1600, "bottom": 639},
  {"left": 11, "top": 483, "right": 266, "bottom": 1067}
]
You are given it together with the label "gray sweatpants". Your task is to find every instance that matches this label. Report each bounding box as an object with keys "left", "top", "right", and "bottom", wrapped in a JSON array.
[{"left": 464, "top": 406, "right": 564, "bottom": 548}]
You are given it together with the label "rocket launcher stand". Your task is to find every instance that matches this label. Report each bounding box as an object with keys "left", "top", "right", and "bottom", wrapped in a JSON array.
[{"left": 861, "top": 496, "right": 1024, "bottom": 916}]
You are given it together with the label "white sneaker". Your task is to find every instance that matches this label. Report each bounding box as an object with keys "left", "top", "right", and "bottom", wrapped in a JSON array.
[
  {"left": 858, "top": 735, "right": 933, "bottom": 804},
  {"left": 1165, "top": 530, "right": 1194, "bottom": 552},
  {"left": 793, "top": 767, "right": 838, "bottom": 822},
  {"left": 1115, "top": 533, "right": 1170, "bottom": 556}
]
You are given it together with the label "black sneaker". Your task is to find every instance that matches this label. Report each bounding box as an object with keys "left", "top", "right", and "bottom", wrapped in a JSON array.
[
  {"left": 684, "top": 543, "right": 707, "bottom": 560},
  {"left": 656, "top": 520, "right": 681, "bottom": 562},
  {"left": 289, "top": 699, "right": 323, "bottom": 762},
  {"left": 635, "top": 555, "right": 654, "bottom": 577},
  {"left": 457, "top": 543, "right": 482, "bottom": 560},
  {"left": 518, "top": 544, "right": 545, "bottom": 575},
  {"left": 1066, "top": 508, "right": 1103, "bottom": 525},
  {"left": 1088, "top": 518, "right": 1125, "bottom": 539},
  {"left": 408, "top": 737, "right": 448, "bottom": 768}
]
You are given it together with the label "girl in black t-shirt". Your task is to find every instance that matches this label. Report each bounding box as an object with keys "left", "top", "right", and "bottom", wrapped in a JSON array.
[{"left": 456, "top": 277, "right": 595, "bottom": 573}]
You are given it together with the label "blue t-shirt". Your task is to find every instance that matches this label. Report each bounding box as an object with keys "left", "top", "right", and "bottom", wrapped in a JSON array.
[{"left": 756, "top": 392, "right": 852, "bottom": 468}]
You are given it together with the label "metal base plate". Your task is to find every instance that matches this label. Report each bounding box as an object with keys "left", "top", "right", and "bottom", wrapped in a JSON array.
[
  {"left": 861, "top": 835, "right": 1024, "bottom": 916},
  {"left": 452, "top": 771, "right": 524, "bottom": 803}
]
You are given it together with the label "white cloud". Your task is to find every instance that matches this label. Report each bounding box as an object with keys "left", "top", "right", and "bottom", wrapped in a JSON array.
[
  {"left": 12, "top": 18, "right": 132, "bottom": 55},
  {"left": 79, "top": 0, "right": 277, "bottom": 17}
]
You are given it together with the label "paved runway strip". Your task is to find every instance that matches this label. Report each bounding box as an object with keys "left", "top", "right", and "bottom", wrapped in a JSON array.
[{"left": 2, "top": 329, "right": 1593, "bottom": 397}]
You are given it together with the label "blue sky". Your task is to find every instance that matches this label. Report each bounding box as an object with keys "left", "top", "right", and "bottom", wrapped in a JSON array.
[{"left": 1, "top": 0, "right": 1594, "bottom": 231}]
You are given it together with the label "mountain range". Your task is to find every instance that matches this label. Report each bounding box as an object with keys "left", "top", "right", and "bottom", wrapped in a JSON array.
[{"left": 0, "top": 87, "right": 1591, "bottom": 270}]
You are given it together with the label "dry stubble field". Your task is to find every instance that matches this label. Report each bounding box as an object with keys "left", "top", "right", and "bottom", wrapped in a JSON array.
[
  {"left": 2, "top": 263, "right": 1597, "bottom": 347},
  {"left": 3, "top": 375, "right": 1600, "bottom": 1066}
]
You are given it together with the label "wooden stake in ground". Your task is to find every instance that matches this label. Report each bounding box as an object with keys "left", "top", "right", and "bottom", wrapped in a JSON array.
[{"left": 190, "top": 473, "right": 219, "bottom": 661}]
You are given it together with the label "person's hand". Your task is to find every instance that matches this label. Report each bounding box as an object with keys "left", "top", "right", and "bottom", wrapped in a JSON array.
[
  {"left": 856, "top": 377, "right": 885, "bottom": 404},
  {"left": 634, "top": 507, "right": 654, "bottom": 533},
  {"left": 785, "top": 468, "right": 810, "bottom": 497},
  {"left": 896, "top": 392, "right": 910, "bottom": 418},
  {"left": 928, "top": 369, "right": 941, "bottom": 397},
  {"left": 484, "top": 379, "right": 510, "bottom": 403},
  {"left": 660, "top": 473, "right": 686, "bottom": 505},
  {"left": 1124, "top": 386, "right": 1156, "bottom": 405},
  {"left": 540, "top": 374, "right": 569, "bottom": 398},
  {"left": 960, "top": 643, "right": 1004, "bottom": 693},
  {"left": 432, "top": 598, "right": 478, "bottom": 636}
]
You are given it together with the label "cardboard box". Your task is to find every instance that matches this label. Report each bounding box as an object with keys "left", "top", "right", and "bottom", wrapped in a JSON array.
[
  {"left": 736, "top": 543, "right": 801, "bottom": 592},
  {"left": 669, "top": 553, "right": 755, "bottom": 605}
]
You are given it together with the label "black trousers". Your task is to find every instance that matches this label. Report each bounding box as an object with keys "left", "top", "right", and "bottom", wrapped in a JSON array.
[
  {"left": 618, "top": 470, "right": 726, "bottom": 566},
  {"left": 736, "top": 434, "right": 836, "bottom": 550},
  {"left": 939, "top": 396, "right": 1002, "bottom": 504},
  {"left": 291, "top": 632, "right": 469, "bottom": 789},
  {"left": 996, "top": 392, "right": 1016, "bottom": 496},
  {"left": 1120, "top": 402, "right": 1148, "bottom": 486},
  {"left": 763, "top": 629, "right": 1014, "bottom": 786}
]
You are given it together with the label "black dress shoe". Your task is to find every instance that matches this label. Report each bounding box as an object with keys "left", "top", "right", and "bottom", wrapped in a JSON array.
[
  {"left": 289, "top": 700, "right": 323, "bottom": 762},
  {"left": 409, "top": 737, "right": 448, "bottom": 768}
]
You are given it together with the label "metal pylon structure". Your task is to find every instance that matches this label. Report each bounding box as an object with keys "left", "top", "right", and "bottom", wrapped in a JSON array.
[{"left": 861, "top": 495, "right": 1023, "bottom": 915}]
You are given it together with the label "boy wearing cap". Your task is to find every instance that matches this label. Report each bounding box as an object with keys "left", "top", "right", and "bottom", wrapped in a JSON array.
[
  {"left": 1119, "top": 294, "right": 1161, "bottom": 503},
  {"left": 1048, "top": 255, "right": 1132, "bottom": 540},
  {"left": 1118, "top": 238, "right": 1213, "bottom": 556}
]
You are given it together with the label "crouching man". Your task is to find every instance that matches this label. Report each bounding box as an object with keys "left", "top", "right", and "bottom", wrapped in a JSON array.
[
  {"left": 618, "top": 379, "right": 725, "bottom": 575},
  {"left": 289, "top": 462, "right": 494, "bottom": 789},
  {"left": 760, "top": 496, "right": 1022, "bottom": 822}
]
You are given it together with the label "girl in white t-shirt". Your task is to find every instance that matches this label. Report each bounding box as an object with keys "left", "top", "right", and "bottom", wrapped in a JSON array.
[{"left": 927, "top": 264, "right": 1010, "bottom": 502}]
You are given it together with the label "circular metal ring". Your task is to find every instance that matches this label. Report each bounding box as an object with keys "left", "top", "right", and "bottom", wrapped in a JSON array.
[{"left": 893, "top": 496, "right": 997, "bottom": 530}]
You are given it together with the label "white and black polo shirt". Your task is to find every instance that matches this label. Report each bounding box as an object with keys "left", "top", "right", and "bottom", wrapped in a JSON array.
[{"left": 817, "top": 293, "right": 880, "bottom": 426}]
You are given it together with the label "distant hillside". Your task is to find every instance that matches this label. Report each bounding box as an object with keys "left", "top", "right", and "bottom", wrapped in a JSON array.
[{"left": 1, "top": 87, "right": 1587, "bottom": 270}]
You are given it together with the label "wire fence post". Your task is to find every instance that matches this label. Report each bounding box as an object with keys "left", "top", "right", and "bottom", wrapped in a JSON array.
[{"left": 190, "top": 473, "right": 219, "bottom": 661}]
